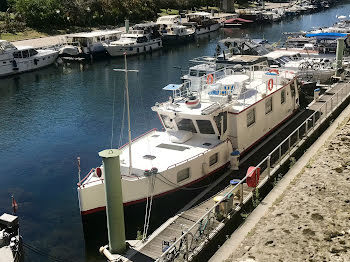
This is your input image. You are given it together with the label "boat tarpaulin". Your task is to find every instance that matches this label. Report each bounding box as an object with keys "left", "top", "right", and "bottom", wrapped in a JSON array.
[
  {"left": 305, "top": 32, "right": 348, "bottom": 39},
  {"left": 224, "top": 18, "right": 253, "bottom": 24}
]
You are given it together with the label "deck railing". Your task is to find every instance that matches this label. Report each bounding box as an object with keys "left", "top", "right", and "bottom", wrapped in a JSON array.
[{"left": 156, "top": 80, "right": 350, "bottom": 262}]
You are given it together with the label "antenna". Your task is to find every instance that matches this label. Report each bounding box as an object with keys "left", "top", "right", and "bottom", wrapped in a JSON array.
[{"left": 114, "top": 53, "right": 139, "bottom": 176}]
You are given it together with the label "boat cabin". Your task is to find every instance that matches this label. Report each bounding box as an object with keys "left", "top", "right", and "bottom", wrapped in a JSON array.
[{"left": 156, "top": 15, "right": 181, "bottom": 25}]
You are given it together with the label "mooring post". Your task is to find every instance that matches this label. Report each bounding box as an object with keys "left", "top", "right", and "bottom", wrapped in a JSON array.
[
  {"left": 99, "top": 149, "right": 126, "bottom": 254},
  {"left": 125, "top": 19, "right": 130, "bottom": 33},
  {"left": 335, "top": 38, "right": 345, "bottom": 78}
]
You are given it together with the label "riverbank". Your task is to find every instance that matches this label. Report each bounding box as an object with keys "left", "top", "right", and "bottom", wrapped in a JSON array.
[{"left": 213, "top": 105, "right": 350, "bottom": 261}]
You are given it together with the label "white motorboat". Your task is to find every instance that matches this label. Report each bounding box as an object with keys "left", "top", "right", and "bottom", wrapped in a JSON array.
[
  {"left": 0, "top": 40, "right": 58, "bottom": 77},
  {"left": 0, "top": 213, "right": 22, "bottom": 262},
  {"left": 183, "top": 12, "right": 220, "bottom": 35},
  {"left": 59, "top": 30, "right": 122, "bottom": 58},
  {"left": 105, "top": 23, "right": 162, "bottom": 57},
  {"left": 77, "top": 65, "right": 299, "bottom": 216},
  {"left": 160, "top": 25, "right": 196, "bottom": 44}
]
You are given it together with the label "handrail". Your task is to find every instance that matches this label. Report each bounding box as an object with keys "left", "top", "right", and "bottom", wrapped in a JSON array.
[
  {"left": 166, "top": 139, "right": 228, "bottom": 170},
  {"left": 77, "top": 168, "right": 95, "bottom": 187},
  {"left": 118, "top": 128, "right": 157, "bottom": 149},
  {"left": 156, "top": 80, "right": 350, "bottom": 262}
]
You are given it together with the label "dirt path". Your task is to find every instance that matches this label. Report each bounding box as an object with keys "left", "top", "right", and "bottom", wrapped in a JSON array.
[{"left": 225, "top": 116, "right": 350, "bottom": 262}]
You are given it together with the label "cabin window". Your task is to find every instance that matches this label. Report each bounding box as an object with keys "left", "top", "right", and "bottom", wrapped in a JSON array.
[
  {"left": 3, "top": 61, "right": 6, "bottom": 64},
  {"left": 13, "top": 51, "right": 21, "bottom": 58},
  {"left": 214, "top": 112, "right": 227, "bottom": 134},
  {"left": 265, "top": 97, "right": 273, "bottom": 114},
  {"left": 129, "top": 47, "right": 133, "bottom": 51},
  {"left": 247, "top": 108, "right": 255, "bottom": 127},
  {"left": 196, "top": 120, "right": 215, "bottom": 134},
  {"left": 177, "top": 168, "right": 190, "bottom": 183},
  {"left": 189, "top": 70, "right": 197, "bottom": 76},
  {"left": 29, "top": 49, "right": 38, "bottom": 56},
  {"left": 209, "top": 153, "right": 218, "bottom": 166},
  {"left": 176, "top": 118, "right": 197, "bottom": 133},
  {"left": 21, "top": 50, "right": 29, "bottom": 58},
  {"left": 281, "top": 89, "right": 286, "bottom": 104},
  {"left": 158, "top": 42, "right": 160, "bottom": 46},
  {"left": 198, "top": 71, "right": 206, "bottom": 77},
  {"left": 160, "top": 114, "right": 175, "bottom": 129}
]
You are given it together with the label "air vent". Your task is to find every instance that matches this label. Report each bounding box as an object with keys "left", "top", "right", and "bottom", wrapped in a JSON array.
[
  {"left": 152, "top": 135, "right": 160, "bottom": 138},
  {"left": 203, "top": 143, "right": 212, "bottom": 146}
]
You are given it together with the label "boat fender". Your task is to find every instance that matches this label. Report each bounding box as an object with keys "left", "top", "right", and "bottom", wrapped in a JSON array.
[
  {"left": 267, "top": 79, "right": 273, "bottom": 91},
  {"left": 207, "top": 74, "right": 214, "bottom": 84},
  {"left": 34, "top": 58, "right": 38, "bottom": 65},
  {"left": 95, "top": 167, "right": 102, "bottom": 178},
  {"left": 246, "top": 166, "right": 261, "bottom": 188},
  {"left": 12, "top": 60, "right": 18, "bottom": 69}
]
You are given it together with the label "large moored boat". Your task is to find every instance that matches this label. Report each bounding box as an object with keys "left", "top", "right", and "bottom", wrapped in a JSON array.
[
  {"left": 77, "top": 65, "right": 299, "bottom": 217},
  {"left": 0, "top": 40, "right": 58, "bottom": 77}
]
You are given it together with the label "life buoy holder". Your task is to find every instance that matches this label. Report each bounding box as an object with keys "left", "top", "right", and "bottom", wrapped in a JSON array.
[
  {"left": 95, "top": 167, "right": 102, "bottom": 178},
  {"left": 269, "top": 69, "right": 279, "bottom": 75},
  {"left": 268, "top": 79, "right": 273, "bottom": 91},
  {"left": 206, "top": 74, "right": 214, "bottom": 84}
]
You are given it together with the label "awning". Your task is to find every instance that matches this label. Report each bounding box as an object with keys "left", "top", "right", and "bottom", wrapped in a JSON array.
[
  {"left": 224, "top": 18, "right": 253, "bottom": 24},
  {"left": 163, "top": 84, "right": 182, "bottom": 91},
  {"left": 305, "top": 32, "right": 347, "bottom": 39}
]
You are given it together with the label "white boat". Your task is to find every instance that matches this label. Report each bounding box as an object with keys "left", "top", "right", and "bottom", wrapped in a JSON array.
[
  {"left": 105, "top": 24, "right": 162, "bottom": 57},
  {"left": 0, "top": 40, "right": 58, "bottom": 77},
  {"left": 77, "top": 65, "right": 299, "bottom": 216},
  {"left": 183, "top": 12, "right": 220, "bottom": 35},
  {"left": 160, "top": 25, "right": 196, "bottom": 44},
  {"left": 59, "top": 30, "right": 122, "bottom": 58},
  {"left": 0, "top": 213, "right": 22, "bottom": 262}
]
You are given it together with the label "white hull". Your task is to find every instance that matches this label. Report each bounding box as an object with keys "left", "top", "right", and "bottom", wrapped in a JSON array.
[
  {"left": 0, "top": 50, "right": 58, "bottom": 77},
  {"left": 195, "top": 23, "right": 220, "bottom": 35},
  {"left": 106, "top": 39, "right": 162, "bottom": 57}
]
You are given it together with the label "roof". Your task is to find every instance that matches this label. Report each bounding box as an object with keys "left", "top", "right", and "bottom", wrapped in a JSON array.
[
  {"left": 163, "top": 84, "right": 182, "bottom": 91},
  {"left": 68, "top": 30, "right": 122, "bottom": 38},
  {"left": 305, "top": 32, "right": 347, "bottom": 39},
  {"left": 224, "top": 18, "right": 253, "bottom": 24},
  {"left": 187, "top": 12, "right": 211, "bottom": 16}
]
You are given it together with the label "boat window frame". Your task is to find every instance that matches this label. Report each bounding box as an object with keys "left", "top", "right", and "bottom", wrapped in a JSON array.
[
  {"left": 177, "top": 167, "right": 190, "bottom": 183},
  {"left": 209, "top": 152, "right": 218, "bottom": 166},
  {"left": 247, "top": 108, "right": 256, "bottom": 127},
  {"left": 265, "top": 97, "right": 273, "bottom": 114},
  {"left": 175, "top": 118, "right": 197, "bottom": 133},
  {"left": 281, "top": 89, "right": 286, "bottom": 104},
  {"left": 196, "top": 119, "right": 215, "bottom": 134}
]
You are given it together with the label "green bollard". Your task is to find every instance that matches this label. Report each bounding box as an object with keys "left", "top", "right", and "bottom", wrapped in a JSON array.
[{"left": 99, "top": 149, "right": 126, "bottom": 254}]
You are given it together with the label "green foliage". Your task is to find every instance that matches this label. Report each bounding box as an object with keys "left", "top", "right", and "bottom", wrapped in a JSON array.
[
  {"left": 252, "top": 188, "right": 261, "bottom": 207},
  {"left": 136, "top": 230, "right": 143, "bottom": 240},
  {"left": 7, "top": 0, "right": 221, "bottom": 30}
]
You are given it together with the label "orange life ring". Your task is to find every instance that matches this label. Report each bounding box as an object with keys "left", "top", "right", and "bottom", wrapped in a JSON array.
[
  {"left": 268, "top": 79, "right": 273, "bottom": 91},
  {"left": 269, "top": 69, "right": 279, "bottom": 75},
  {"left": 206, "top": 74, "right": 214, "bottom": 84}
]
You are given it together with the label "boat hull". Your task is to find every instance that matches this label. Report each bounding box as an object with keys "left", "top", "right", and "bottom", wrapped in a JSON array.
[
  {"left": 162, "top": 33, "right": 195, "bottom": 45},
  {"left": 195, "top": 23, "right": 220, "bottom": 35},
  {"left": 105, "top": 39, "right": 162, "bottom": 57}
]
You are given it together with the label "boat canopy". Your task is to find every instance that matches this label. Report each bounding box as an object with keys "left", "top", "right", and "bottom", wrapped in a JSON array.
[
  {"left": 224, "top": 18, "right": 253, "bottom": 24},
  {"left": 305, "top": 32, "right": 348, "bottom": 39},
  {"left": 163, "top": 84, "right": 182, "bottom": 91}
]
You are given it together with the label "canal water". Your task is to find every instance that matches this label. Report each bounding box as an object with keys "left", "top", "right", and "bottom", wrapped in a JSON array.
[{"left": 1, "top": 2, "right": 350, "bottom": 261}]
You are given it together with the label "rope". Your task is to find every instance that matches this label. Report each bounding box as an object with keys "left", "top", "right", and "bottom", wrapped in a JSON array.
[
  {"left": 23, "top": 242, "right": 76, "bottom": 262},
  {"left": 142, "top": 174, "right": 156, "bottom": 240},
  {"left": 110, "top": 77, "right": 117, "bottom": 149}
]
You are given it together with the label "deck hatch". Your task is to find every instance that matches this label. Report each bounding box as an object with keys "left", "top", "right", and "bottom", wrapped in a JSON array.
[
  {"left": 203, "top": 142, "right": 212, "bottom": 146},
  {"left": 143, "top": 155, "right": 156, "bottom": 160},
  {"left": 156, "top": 143, "right": 189, "bottom": 151}
]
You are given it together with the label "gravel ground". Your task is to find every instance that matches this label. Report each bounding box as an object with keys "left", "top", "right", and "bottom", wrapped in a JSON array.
[{"left": 226, "top": 117, "right": 350, "bottom": 262}]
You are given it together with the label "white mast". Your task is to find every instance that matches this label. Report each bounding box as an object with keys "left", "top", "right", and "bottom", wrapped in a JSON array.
[{"left": 114, "top": 53, "right": 138, "bottom": 176}]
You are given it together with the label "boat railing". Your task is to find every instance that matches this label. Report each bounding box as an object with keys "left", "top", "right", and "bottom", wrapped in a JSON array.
[
  {"left": 119, "top": 128, "right": 158, "bottom": 150},
  {"left": 166, "top": 139, "right": 227, "bottom": 170},
  {"left": 156, "top": 80, "right": 350, "bottom": 262}
]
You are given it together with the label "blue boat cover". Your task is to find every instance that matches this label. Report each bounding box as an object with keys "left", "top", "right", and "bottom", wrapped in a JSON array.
[
  {"left": 305, "top": 32, "right": 347, "bottom": 39},
  {"left": 163, "top": 84, "right": 182, "bottom": 91}
]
